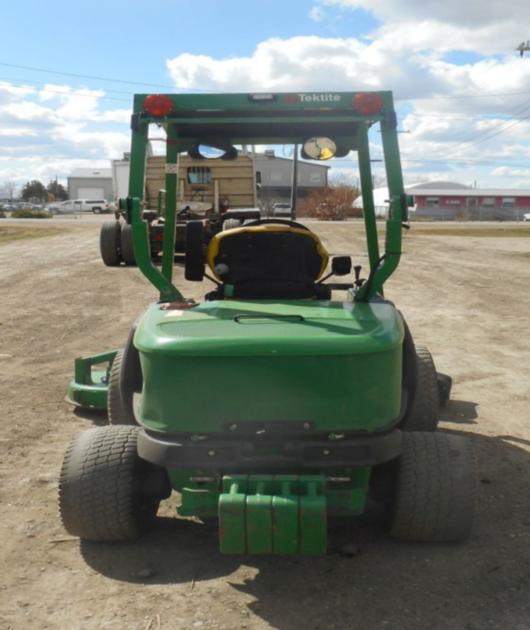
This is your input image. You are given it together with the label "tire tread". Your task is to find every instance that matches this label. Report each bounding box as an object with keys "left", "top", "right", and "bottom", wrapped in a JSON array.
[
  {"left": 390, "top": 432, "right": 475, "bottom": 542},
  {"left": 99, "top": 221, "right": 121, "bottom": 266},
  {"left": 59, "top": 426, "right": 158, "bottom": 541}
]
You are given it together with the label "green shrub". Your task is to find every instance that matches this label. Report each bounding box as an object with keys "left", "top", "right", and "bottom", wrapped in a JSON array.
[{"left": 11, "top": 208, "right": 51, "bottom": 219}]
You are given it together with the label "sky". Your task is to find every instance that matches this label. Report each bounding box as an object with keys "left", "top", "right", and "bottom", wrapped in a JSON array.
[{"left": 3, "top": 0, "right": 530, "bottom": 194}]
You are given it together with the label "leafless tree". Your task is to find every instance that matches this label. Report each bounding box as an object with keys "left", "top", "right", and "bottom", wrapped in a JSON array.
[{"left": 4, "top": 180, "right": 18, "bottom": 200}]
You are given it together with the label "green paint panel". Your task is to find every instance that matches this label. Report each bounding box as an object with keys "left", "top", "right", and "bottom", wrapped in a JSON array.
[
  {"left": 326, "top": 467, "right": 371, "bottom": 515},
  {"left": 136, "top": 300, "right": 403, "bottom": 434},
  {"left": 67, "top": 351, "right": 117, "bottom": 410},
  {"left": 219, "top": 481, "right": 246, "bottom": 554},
  {"left": 300, "top": 479, "right": 327, "bottom": 556},
  {"left": 66, "top": 375, "right": 107, "bottom": 410},
  {"left": 178, "top": 488, "right": 218, "bottom": 517},
  {"left": 246, "top": 491, "right": 273, "bottom": 554},
  {"left": 272, "top": 494, "right": 299, "bottom": 555}
]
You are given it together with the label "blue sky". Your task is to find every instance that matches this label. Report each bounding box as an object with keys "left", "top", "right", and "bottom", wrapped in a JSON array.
[
  {"left": 3, "top": 0, "right": 530, "bottom": 192},
  {"left": 1, "top": 1, "right": 377, "bottom": 90}
]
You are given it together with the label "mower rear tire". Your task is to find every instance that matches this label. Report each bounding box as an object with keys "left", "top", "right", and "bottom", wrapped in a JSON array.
[
  {"left": 402, "top": 344, "right": 439, "bottom": 431},
  {"left": 120, "top": 223, "right": 136, "bottom": 266},
  {"left": 390, "top": 431, "right": 475, "bottom": 542},
  {"left": 107, "top": 349, "right": 136, "bottom": 425},
  {"left": 100, "top": 221, "right": 121, "bottom": 266},
  {"left": 59, "top": 426, "right": 170, "bottom": 541},
  {"left": 184, "top": 221, "right": 205, "bottom": 281}
]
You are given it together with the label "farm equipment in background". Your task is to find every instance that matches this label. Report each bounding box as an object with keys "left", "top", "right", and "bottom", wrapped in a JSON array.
[
  {"left": 61, "top": 90, "right": 474, "bottom": 555},
  {"left": 99, "top": 152, "right": 260, "bottom": 266}
]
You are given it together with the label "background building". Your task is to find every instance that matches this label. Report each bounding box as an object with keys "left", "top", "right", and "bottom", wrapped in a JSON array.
[
  {"left": 254, "top": 151, "right": 329, "bottom": 209},
  {"left": 83, "top": 150, "right": 329, "bottom": 209},
  {"left": 67, "top": 168, "right": 113, "bottom": 200},
  {"left": 408, "top": 181, "right": 530, "bottom": 220}
]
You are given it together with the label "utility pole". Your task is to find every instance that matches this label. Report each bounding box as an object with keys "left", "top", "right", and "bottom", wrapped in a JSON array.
[{"left": 516, "top": 41, "right": 530, "bottom": 57}]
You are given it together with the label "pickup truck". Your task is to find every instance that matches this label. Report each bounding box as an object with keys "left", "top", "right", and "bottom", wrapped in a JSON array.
[{"left": 47, "top": 199, "right": 110, "bottom": 214}]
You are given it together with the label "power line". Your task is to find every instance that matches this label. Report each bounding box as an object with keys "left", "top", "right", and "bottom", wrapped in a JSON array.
[
  {"left": 0, "top": 61, "right": 177, "bottom": 90},
  {"left": 2, "top": 60, "right": 530, "bottom": 102},
  {"left": 0, "top": 75, "right": 135, "bottom": 97},
  {"left": 1, "top": 75, "right": 527, "bottom": 128},
  {"left": 0, "top": 76, "right": 132, "bottom": 103},
  {"left": 443, "top": 101, "right": 530, "bottom": 154}
]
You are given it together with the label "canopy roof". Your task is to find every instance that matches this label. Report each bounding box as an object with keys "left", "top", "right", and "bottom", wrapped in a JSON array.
[{"left": 133, "top": 91, "right": 395, "bottom": 149}]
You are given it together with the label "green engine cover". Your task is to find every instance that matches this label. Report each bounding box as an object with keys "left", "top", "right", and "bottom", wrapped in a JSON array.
[{"left": 134, "top": 299, "right": 403, "bottom": 434}]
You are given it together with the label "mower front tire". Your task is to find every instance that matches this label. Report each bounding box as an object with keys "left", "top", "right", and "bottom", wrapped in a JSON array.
[
  {"left": 100, "top": 221, "right": 121, "bottom": 266},
  {"left": 402, "top": 344, "right": 439, "bottom": 431},
  {"left": 59, "top": 426, "right": 170, "bottom": 542},
  {"left": 107, "top": 349, "right": 137, "bottom": 425},
  {"left": 390, "top": 431, "right": 475, "bottom": 542}
]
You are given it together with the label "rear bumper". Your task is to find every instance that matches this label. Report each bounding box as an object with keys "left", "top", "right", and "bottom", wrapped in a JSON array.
[{"left": 137, "top": 427, "right": 402, "bottom": 470}]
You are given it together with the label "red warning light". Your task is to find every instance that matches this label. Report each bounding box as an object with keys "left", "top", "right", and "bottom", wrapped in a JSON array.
[
  {"left": 353, "top": 93, "right": 384, "bottom": 115},
  {"left": 143, "top": 94, "right": 174, "bottom": 117},
  {"left": 284, "top": 94, "right": 299, "bottom": 104}
]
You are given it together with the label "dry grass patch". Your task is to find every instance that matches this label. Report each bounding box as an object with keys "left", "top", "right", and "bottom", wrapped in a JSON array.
[
  {"left": 0, "top": 225, "right": 66, "bottom": 245},
  {"left": 409, "top": 226, "right": 530, "bottom": 238}
]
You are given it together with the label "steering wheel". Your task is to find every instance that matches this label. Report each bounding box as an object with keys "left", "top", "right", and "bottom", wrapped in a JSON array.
[
  {"left": 242, "top": 218, "right": 310, "bottom": 231},
  {"left": 177, "top": 207, "right": 191, "bottom": 219}
]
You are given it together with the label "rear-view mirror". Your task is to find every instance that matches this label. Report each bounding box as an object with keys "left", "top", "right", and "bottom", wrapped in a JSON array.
[{"left": 332, "top": 256, "right": 352, "bottom": 276}]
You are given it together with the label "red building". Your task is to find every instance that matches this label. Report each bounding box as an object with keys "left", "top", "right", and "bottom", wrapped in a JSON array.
[{"left": 407, "top": 181, "right": 530, "bottom": 220}]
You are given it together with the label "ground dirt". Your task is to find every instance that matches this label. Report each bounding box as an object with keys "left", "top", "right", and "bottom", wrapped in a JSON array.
[{"left": 0, "top": 219, "right": 528, "bottom": 630}]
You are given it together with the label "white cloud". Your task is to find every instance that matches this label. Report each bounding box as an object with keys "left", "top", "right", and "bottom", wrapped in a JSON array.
[
  {"left": 2, "top": 101, "right": 57, "bottom": 122},
  {"left": 491, "top": 166, "right": 530, "bottom": 177},
  {"left": 321, "top": 0, "right": 530, "bottom": 55},
  {"left": 0, "top": 81, "right": 131, "bottom": 186},
  {"left": 167, "top": 36, "right": 442, "bottom": 93},
  {"left": 165, "top": 33, "right": 530, "bottom": 188},
  {"left": 0, "top": 81, "right": 36, "bottom": 99},
  {"left": 322, "top": 0, "right": 530, "bottom": 29},
  {"left": 309, "top": 6, "right": 326, "bottom": 22},
  {"left": 0, "top": 127, "right": 38, "bottom": 137}
]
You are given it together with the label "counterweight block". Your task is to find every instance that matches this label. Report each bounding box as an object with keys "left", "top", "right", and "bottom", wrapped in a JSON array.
[{"left": 219, "top": 475, "right": 327, "bottom": 555}]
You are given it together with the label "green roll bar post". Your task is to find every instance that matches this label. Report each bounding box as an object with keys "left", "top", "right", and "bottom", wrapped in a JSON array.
[
  {"left": 355, "top": 95, "right": 406, "bottom": 301},
  {"left": 123, "top": 96, "right": 183, "bottom": 303}
]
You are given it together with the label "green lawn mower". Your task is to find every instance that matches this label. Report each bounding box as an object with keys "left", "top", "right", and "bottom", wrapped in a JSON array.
[{"left": 60, "top": 91, "right": 474, "bottom": 554}]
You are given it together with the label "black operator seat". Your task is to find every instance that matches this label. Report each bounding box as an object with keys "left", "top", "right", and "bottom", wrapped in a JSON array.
[{"left": 206, "top": 223, "right": 330, "bottom": 299}]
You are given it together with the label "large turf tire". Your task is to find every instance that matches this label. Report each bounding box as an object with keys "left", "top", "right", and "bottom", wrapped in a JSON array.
[
  {"left": 390, "top": 432, "right": 475, "bottom": 542},
  {"left": 184, "top": 221, "right": 205, "bottom": 281},
  {"left": 100, "top": 221, "right": 121, "bottom": 266},
  {"left": 59, "top": 426, "right": 170, "bottom": 542},
  {"left": 120, "top": 223, "right": 136, "bottom": 266},
  {"left": 402, "top": 344, "right": 439, "bottom": 431},
  {"left": 107, "top": 349, "right": 137, "bottom": 425}
]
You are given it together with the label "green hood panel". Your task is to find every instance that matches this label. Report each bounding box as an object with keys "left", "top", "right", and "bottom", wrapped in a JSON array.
[
  {"left": 134, "top": 299, "right": 404, "bottom": 434},
  {"left": 135, "top": 300, "right": 403, "bottom": 358}
]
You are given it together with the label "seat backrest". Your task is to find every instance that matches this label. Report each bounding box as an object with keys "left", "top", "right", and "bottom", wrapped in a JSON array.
[{"left": 206, "top": 225, "right": 329, "bottom": 299}]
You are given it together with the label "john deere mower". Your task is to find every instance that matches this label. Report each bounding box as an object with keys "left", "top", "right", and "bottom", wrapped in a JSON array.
[{"left": 60, "top": 91, "right": 474, "bottom": 554}]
